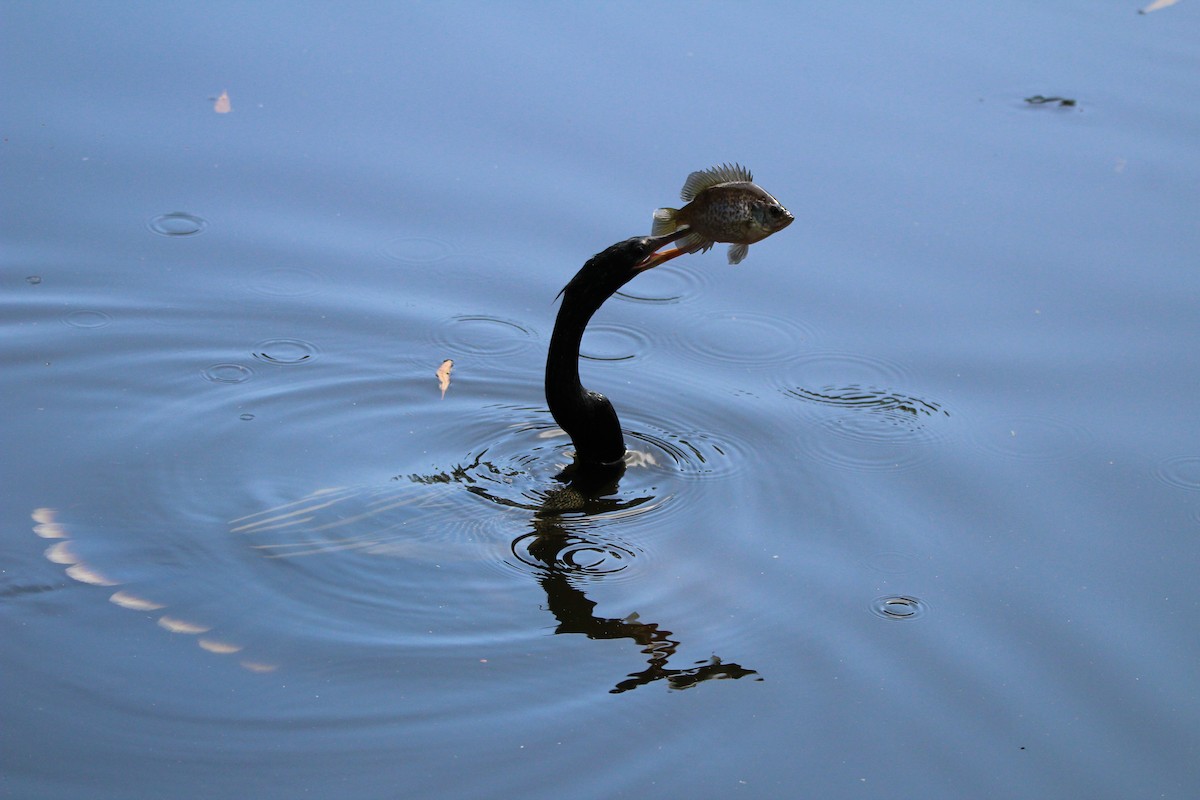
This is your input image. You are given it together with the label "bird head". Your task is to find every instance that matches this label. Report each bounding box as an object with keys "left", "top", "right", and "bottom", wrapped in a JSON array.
[{"left": 557, "top": 229, "right": 692, "bottom": 304}]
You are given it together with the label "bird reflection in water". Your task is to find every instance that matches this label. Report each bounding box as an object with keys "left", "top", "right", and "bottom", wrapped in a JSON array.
[
  {"left": 523, "top": 476, "right": 760, "bottom": 694},
  {"left": 500, "top": 459, "right": 760, "bottom": 694}
]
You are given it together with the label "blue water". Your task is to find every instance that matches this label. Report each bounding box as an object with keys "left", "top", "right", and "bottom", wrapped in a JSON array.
[{"left": 4, "top": 3, "right": 1199, "bottom": 798}]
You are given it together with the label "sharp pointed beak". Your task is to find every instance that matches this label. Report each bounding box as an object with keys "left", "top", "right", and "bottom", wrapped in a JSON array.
[{"left": 635, "top": 228, "right": 692, "bottom": 272}]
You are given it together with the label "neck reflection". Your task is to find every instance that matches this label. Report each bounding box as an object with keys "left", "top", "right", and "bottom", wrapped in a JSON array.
[{"left": 510, "top": 458, "right": 760, "bottom": 694}]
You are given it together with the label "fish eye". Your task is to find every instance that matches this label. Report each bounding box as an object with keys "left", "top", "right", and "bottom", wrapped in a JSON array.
[{"left": 753, "top": 204, "right": 786, "bottom": 227}]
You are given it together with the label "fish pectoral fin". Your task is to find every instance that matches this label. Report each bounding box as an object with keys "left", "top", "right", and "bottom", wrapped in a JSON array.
[
  {"left": 680, "top": 163, "right": 754, "bottom": 201},
  {"left": 651, "top": 207, "right": 679, "bottom": 236},
  {"left": 728, "top": 243, "right": 749, "bottom": 265},
  {"left": 677, "top": 231, "right": 713, "bottom": 255}
]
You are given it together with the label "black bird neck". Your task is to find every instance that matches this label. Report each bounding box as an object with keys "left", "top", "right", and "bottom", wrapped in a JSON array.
[{"left": 545, "top": 250, "right": 642, "bottom": 468}]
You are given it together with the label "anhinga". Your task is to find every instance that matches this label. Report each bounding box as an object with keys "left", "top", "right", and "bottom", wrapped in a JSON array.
[{"left": 544, "top": 231, "right": 689, "bottom": 468}]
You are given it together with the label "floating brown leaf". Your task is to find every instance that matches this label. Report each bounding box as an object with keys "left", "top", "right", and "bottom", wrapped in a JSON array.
[
  {"left": 437, "top": 359, "right": 454, "bottom": 398},
  {"left": 214, "top": 91, "right": 232, "bottom": 114}
]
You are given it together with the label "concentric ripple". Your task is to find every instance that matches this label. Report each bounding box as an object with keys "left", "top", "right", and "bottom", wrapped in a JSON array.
[
  {"left": 615, "top": 262, "right": 711, "bottom": 305},
  {"left": 787, "top": 385, "right": 947, "bottom": 423},
  {"left": 781, "top": 350, "right": 910, "bottom": 388},
  {"left": 429, "top": 314, "right": 539, "bottom": 358},
  {"left": 241, "top": 266, "right": 328, "bottom": 298},
  {"left": 201, "top": 363, "right": 255, "bottom": 383},
  {"left": 147, "top": 212, "right": 208, "bottom": 237},
  {"left": 784, "top": 385, "right": 948, "bottom": 472},
  {"left": 580, "top": 323, "right": 649, "bottom": 362},
  {"left": 776, "top": 351, "right": 948, "bottom": 472},
  {"left": 63, "top": 309, "right": 113, "bottom": 329},
  {"left": 508, "top": 529, "right": 640, "bottom": 579},
  {"left": 380, "top": 235, "right": 453, "bottom": 264},
  {"left": 673, "top": 310, "right": 818, "bottom": 368},
  {"left": 251, "top": 338, "right": 320, "bottom": 366},
  {"left": 1152, "top": 456, "right": 1200, "bottom": 492},
  {"left": 870, "top": 595, "right": 928, "bottom": 621}
]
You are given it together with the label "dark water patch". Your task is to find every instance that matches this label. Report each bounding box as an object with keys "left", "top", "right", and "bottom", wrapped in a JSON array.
[
  {"left": 0, "top": 581, "right": 60, "bottom": 600},
  {"left": 62, "top": 309, "right": 113, "bottom": 329},
  {"left": 672, "top": 310, "right": 818, "bottom": 368},
  {"left": 870, "top": 595, "right": 928, "bottom": 621},
  {"left": 147, "top": 212, "right": 208, "bottom": 237},
  {"left": 26, "top": 275, "right": 42, "bottom": 285},
  {"left": 252, "top": 338, "right": 320, "bottom": 366},
  {"left": 580, "top": 322, "right": 648, "bottom": 362},
  {"left": 240, "top": 266, "right": 329, "bottom": 298},
  {"left": 1152, "top": 456, "right": 1200, "bottom": 492},
  {"left": 201, "top": 363, "right": 254, "bottom": 383},
  {"left": 379, "top": 235, "right": 454, "bottom": 264},
  {"left": 615, "top": 261, "right": 711, "bottom": 305}
]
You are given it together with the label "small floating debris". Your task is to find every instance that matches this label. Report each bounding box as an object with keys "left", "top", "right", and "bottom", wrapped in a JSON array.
[{"left": 436, "top": 359, "right": 454, "bottom": 398}]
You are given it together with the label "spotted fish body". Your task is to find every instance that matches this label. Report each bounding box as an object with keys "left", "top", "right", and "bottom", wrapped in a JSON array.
[{"left": 651, "top": 163, "right": 793, "bottom": 265}]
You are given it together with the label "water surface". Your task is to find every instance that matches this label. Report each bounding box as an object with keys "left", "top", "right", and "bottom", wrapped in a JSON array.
[{"left": 3, "top": 3, "right": 1199, "bottom": 798}]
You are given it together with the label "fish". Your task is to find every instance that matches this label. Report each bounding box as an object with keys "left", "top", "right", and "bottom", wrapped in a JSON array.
[{"left": 650, "top": 163, "right": 793, "bottom": 265}]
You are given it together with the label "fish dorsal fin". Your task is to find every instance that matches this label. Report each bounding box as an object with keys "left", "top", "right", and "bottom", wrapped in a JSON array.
[{"left": 680, "top": 163, "right": 753, "bottom": 202}]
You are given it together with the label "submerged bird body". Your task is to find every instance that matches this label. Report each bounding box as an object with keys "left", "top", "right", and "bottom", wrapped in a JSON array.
[
  {"left": 651, "top": 163, "right": 793, "bottom": 265},
  {"left": 545, "top": 232, "right": 687, "bottom": 468}
]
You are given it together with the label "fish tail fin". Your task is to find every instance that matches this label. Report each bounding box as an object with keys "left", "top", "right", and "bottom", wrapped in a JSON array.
[{"left": 651, "top": 207, "right": 679, "bottom": 237}]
